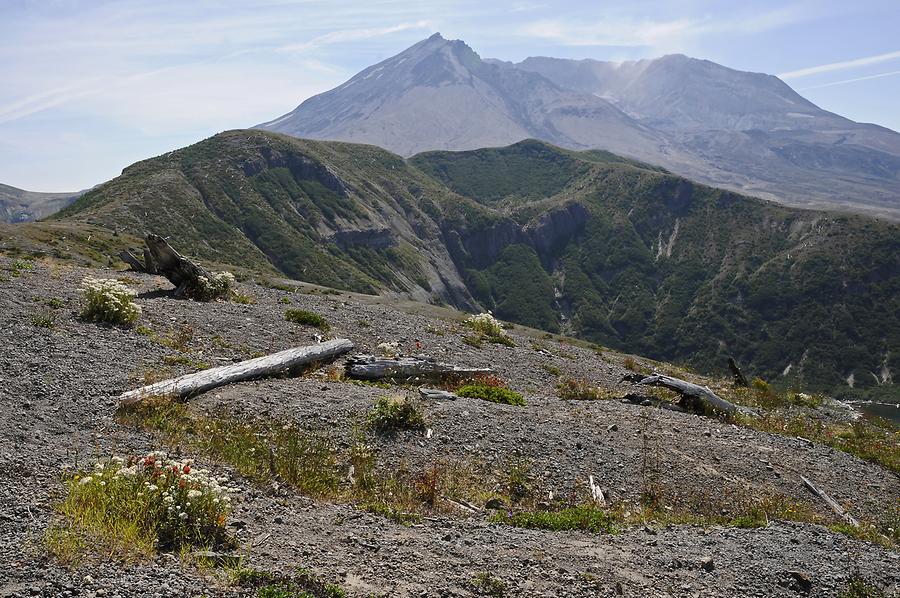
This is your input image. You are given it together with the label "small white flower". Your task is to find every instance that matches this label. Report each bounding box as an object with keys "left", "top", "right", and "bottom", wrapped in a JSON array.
[{"left": 79, "top": 476, "right": 93, "bottom": 485}]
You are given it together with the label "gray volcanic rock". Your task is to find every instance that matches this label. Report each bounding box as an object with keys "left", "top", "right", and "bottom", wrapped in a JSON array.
[{"left": 258, "top": 36, "right": 900, "bottom": 219}]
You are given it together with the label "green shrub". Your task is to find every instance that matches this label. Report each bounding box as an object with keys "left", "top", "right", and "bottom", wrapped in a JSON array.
[
  {"left": 471, "top": 572, "right": 507, "bottom": 597},
  {"left": 367, "top": 395, "right": 427, "bottom": 435},
  {"left": 230, "top": 566, "right": 345, "bottom": 598},
  {"left": 839, "top": 575, "right": 887, "bottom": 598},
  {"left": 456, "top": 384, "right": 525, "bottom": 406},
  {"left": 80, "top": 277, "right": 141, "bottom": 326},
  {"left": 491, "top": 505, "right": 616, "bottom": 534},
  {"left": 463, "top": 313, "right": 515, "bottom": 347},
  {"left": 47, "top": 452, "right": 233, "bottom": 563},
  {"left": 189, "top": 271, "right": 235, "bottom": 302},
  {"left": 285, "top": 309, "right": 330, "bottom": 331},
  {"left": 556, "top": 378, "right": 611, "bottom": 400},
  {"left": 465, "top": 312, "right": 505, "bottom": 336},
  {"left": 542, "top": 364, "right": 562, "bottom": 376},
  {"left": 257, "top": 586, "right": 312, "bottom": 598},
  {"left": 31, "top": 309, "right": 56, "bottom": 328},
  {"left": 751, "top": 377, "right": 770, "bottom": 392},
  {"left": 9, "top": 259, "right": 34, "bottom": 277},
  {"left": 231, "top": 291, "right": 257, "bottom": 305}
]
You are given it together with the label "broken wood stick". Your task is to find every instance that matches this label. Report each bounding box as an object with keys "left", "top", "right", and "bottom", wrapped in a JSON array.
[
  {"left": 800, "top": 475, "right": 859, "bottom": 528},
  {"left": 637, "top": 373, "right": 750, "bottom": 416},
  {"left": 588, "top": 475, "right": 607, "bottom": 505},
  {"left": 346, "top": 354, "right": 491, "bottom": 381},
  {"left": 119, "top": 338, "right": 354, "bottom": 405},
  {"left": 121, "top": 234, "right": 222, "bottom": 299},
  {"left": 118, "top": 250, "right": 147, "bottom": 273},
  {"left": 728, "top": 357, "right": 750, "bottom": 387}
]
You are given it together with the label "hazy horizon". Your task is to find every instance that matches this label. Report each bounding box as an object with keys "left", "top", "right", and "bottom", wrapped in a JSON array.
[{"left": 2, "top": 0, "right": 898, "bottom": 191}]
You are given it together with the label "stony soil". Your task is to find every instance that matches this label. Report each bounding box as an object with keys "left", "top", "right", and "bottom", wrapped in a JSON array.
[{"left": 0, "top": 259, "right": 897, "bottom": 597}]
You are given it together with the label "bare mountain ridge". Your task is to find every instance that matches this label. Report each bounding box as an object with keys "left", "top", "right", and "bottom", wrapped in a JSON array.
[
  {"left": 258, "top": 34, "right": 900, "bottom": 219},
  {"left": 0, "top": 183, "right": 83, "bottom": 223}
]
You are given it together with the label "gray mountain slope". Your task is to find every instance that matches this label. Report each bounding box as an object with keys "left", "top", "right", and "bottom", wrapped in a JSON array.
[
  {"left": 258, "top": 34, "right": 670, "bottom": 162},
  {"left": 0, "top": 183, "right": 83, "bottom": 223},
  {"left": 259, "top": 35, "right": 900, "bottom": 219}
]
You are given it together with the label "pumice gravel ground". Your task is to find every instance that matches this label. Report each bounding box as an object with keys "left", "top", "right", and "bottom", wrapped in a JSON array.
[{"left": 0, "top": 259, "right": 897, "bottom": 597}]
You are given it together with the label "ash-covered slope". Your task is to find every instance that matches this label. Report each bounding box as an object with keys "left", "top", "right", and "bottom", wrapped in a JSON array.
[
  {"left": 517, "top": 54, "right": 900, "bottom": 217},
  {"left": 54, "top": 131, "right": 900, "bottom": 398},
  {"left": 0, "top": 183, "right": 83, "bottom": 223},
  {"left": 258, "top": 35, "right": 900, "bottom": 219}
]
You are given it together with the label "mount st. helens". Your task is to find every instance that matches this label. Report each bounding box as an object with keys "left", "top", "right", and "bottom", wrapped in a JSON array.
[
  {"left": 51, "top": 130, "right": 899, "bottom": 401},
  {"left": 258, "top": 33, "right": 900, "bottom": 220}
]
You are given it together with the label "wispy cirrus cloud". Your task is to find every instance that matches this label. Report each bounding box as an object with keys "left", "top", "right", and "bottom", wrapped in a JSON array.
[
  {"left": 798, "top": 68, "right": 900, "bottom": 90},
  {"left": 519, "top": 5, "right": 810, "bottom": 50},
  {"left": 277, "top": 20, "right": 433, "bottom": 53},
  {"left": 778, "top": 50, "right": 900, "bottom": 79}
]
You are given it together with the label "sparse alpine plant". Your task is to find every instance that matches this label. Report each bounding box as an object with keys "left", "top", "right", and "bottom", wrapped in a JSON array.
[
  {"left": 61, "top": 451, "right": 236, "bottom": 552},
  {"left": 80, "top": 277, "right": 141, "bottom": 326},
  {"left": 464, "top": 312, "right": 506, "bottom": 337},
  {"left": 190, "top": 271, "right": 235, "bottom": 301}
]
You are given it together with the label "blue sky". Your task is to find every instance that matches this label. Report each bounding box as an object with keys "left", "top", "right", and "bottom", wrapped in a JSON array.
[{"left": 2, "top": 0, "right": 898, "bottom": 191}]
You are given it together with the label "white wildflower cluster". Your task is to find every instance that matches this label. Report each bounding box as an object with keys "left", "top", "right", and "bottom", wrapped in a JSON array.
[
  {"left": 81, "top": 277, "right": 141, "bottom": 326},
  {"left": 72, "top": 450, "right": 238, "bottom": 546},
  {"left": 190, "top": 271, "right": 235, "bottom": 302},
  {"left": 464, "top": 312, "right": 506, "bottom": 337},
  {"left": 376, "top": 341, "right": 400, "bottom": 358}
]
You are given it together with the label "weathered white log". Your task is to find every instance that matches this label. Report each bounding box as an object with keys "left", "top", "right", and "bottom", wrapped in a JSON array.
[
  {"left": 419, "top": 388, "right": 458, "bottom": 401},
  {"left": 801, "top": 475, "right": 860, "bottom": 527},
  {"left": 119, "top": 338, "right": 354, "bottom": 405},
  {"left": 346, "top": 354, "right": 491, "bottom": 381},
  {"left": 441, "top": 496, "right": 480, "bottom": 513},
  {"left": 638, "top": 373, "right": 751, "bottom": 416}
]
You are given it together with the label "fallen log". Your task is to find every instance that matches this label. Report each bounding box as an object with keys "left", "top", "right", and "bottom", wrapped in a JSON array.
[
  {"left": 800, "top": 475, "right": 860, "bottom": 528},
  {"left": 346, "top": 354, "right": 491, "bottom": 381},
  {"left": 121, "top": 234, "right": 223, "bottom": 299},
  {"left": 119, "top": 338, "right": 354, "bottom": 405},
  {"left": 637, "top": 373, "right": 750, "bottom": 416}
]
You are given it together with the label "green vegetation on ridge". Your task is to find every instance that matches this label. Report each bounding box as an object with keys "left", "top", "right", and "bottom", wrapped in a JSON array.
[{"left": 45, "top": 130, "right": 900, "bottom": 399}]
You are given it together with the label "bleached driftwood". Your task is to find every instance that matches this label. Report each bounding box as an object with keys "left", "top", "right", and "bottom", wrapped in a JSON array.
[
  {"left": 637, "top": 373, "right": 748, "bottom": 416},
  {"left": 119, "top": 338, "right": 354, "bottom": 405},
  {"left": 801, "top": 475, "right": 860, "bottom": 527},
  {"left": 120, "top": 234, "right": 214, "bottom": 298},
  {"left": 346, "top": 354, "right": 491, "bottom": 381}
]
